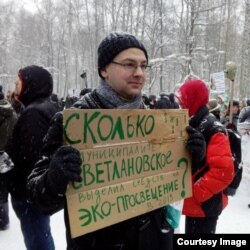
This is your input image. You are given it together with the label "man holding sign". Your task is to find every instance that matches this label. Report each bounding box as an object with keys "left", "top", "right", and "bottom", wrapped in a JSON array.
[{"left": 27, "top": 32, "right": 205, "bottom": 250}]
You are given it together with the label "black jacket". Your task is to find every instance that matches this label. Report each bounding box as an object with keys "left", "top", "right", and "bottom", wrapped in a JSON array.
[
  {"left": 0, "top": 100, "right": 17, "bottom": 150},
  {"left": 5, "top": 72, "right": 58, "bottom": 198},
  {"left": 239, "top": 106, "right": 250, "bottom": 123},
  {"left": 27, "top": 90, "right": 171, "bottom": 250}
]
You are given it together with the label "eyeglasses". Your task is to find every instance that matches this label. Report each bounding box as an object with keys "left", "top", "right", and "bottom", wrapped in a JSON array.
[{"left": 111, "top": 61, "right": 151, "bottom": 72}]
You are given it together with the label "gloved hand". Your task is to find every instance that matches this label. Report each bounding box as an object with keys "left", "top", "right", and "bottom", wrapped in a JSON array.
[
  {"left": 186, "top": 126, "right": 206, "bottom": 163},
  {"left": 46, "top": 145, "right": 82, "bottom": 196}
]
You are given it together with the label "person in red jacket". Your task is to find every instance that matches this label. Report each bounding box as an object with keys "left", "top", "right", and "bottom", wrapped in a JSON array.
[{"left": 177, "top": 79, "right": 234, "bottom": 234}]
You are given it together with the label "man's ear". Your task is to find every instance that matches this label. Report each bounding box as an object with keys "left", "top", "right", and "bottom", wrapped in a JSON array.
[{"left": 100, "top": 67, "right": 108, "bottom": 79}]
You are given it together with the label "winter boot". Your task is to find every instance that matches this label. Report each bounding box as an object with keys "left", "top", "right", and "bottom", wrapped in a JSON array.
[{"left": 0, "top": 202, "right": 9, "bottom": 230}]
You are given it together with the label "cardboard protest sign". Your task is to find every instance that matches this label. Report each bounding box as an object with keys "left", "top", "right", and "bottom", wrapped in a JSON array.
[{"left": 63, "top": 109, "right": 192, "bottom": 238}]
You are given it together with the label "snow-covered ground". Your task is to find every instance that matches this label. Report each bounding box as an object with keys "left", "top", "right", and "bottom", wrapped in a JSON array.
[
  {"left": 1, "top": 134, "right": 250, "bottom": 249},
  {"left": 0, "top": 203, "right": 66, "bottom": 249}
]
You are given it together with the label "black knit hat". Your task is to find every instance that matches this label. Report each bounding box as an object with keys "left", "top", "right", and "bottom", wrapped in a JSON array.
[{"left": 98, "top": 32, "right": 148, "bottom": 79}]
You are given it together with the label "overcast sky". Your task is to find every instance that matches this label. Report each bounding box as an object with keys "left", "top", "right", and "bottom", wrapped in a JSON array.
[{"left": 3, "top": 0, "right": 39, "bottom": 13}]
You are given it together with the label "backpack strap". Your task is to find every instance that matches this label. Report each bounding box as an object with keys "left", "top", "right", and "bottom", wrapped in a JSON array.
[{"left": 197, "top": 113, "right": 227, "bottom": 145}]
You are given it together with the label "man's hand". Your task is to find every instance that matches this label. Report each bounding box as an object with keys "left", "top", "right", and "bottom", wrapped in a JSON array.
[{"left": 46, "top": 145, "right": 82, "bottom": 196}]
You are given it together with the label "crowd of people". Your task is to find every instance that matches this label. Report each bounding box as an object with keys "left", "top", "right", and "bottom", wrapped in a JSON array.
[{"left": 0, "top": 31, "right": 249, "bottom": 250}]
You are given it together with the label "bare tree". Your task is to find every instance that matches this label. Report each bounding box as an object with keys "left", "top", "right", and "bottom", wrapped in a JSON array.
[
  {"left": 0, "top": 0, "right": 245, "bottom": 100},
  {"left": 239, "top": 0, "right": 250, "bottom": 99}
]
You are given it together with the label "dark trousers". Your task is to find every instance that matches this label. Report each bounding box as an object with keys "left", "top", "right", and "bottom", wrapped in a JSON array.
[
  {"left": 0, "top": 202, "right": 9, "bottom": 229},
  {"left": 185, "top": 216, "right": 218, "bottom": 234},
  {"left": 11, "top": 195, "right": 55, "bottom": 250},
  {"left": 0, "top": 174, "right": 9, "bottom": 229}
]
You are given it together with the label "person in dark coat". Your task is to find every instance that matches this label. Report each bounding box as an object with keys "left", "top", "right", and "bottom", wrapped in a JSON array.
[
  {"left": 50, "top": 93, "right": 64, "bottom": 112},
  {"left": 155, "top": 92, "right": 171, "bottom": 109},
  {"left": 168, "top": 93, "right": 179, "bottom": 109},
  {"left": 65, "top": 95, "right": 79, "bottom": 108},
  {"left": 148, "top": 94, "right": 156, "bottom": 109},
  {"left": 155, "top": 92, "right": 179, "bottom": 109},
  {"left": 0, "top": 87, "right": 17, "bottom": 230},
  {"left": 5, "top": 65, "right": 58, "bottom": 250},
  {"left": 221, "top": 100, "right": 240, "bottom": 131},
  {"left": 239, "top": 99, "right": 250, "bottom": 123},
  {"left": 79, "top": 88, "right": 92, "bottom": 98},
  {"left": 177, "top": 79, "right": 234, "bottom": 234},
  {"left": 142, "top": 93, "right": 150, "bottom": 107},
  {"left": 238, "top": 100, "right": 250, "bottom": 208},
  {"left": 207, "top": 99, "right": 221, "bottom": 120},
  {"left": 27, "top": 33, "right": 205, "bottom": 250},
  {"left": 0, "top": 86, "right": 17, "bottom": 150}
]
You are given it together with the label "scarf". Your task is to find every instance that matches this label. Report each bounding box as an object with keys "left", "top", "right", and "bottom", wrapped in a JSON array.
[{"left": 95, "top": 79, "right": 145, "bottom": 109}]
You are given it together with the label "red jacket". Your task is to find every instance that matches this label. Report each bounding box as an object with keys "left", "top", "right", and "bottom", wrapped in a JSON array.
[{"left": 182, "top": 132, "right": 234, "bottom": 217}]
